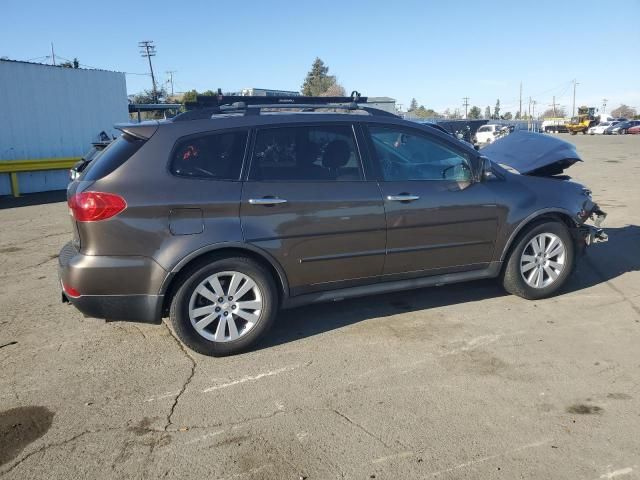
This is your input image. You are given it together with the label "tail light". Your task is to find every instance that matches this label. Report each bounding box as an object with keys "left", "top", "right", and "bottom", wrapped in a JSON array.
[
  {"left": 62, "top": 282, "right": 81, "bottom": 298},
  {"left": 68, "top": 192, "right": 126, "bottom": 222}
]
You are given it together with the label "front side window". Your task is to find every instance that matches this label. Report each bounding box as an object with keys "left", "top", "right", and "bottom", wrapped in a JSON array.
[
  {"left": 369, "top": 126, "right": 472, "bottom": 182},
  {"left": 171, "top": 130, "right": 248, "bottom": 180},
  {"left": 249, "top": 125, "right": 362, "bottom": 181}
]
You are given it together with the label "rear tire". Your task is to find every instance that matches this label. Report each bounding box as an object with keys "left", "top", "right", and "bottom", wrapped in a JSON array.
[
  {"left": 170, "top": 256, "right": 278, "bottom": 356},
  {"left": 502, "top": 221, "right": 575, "bottom": 300}
]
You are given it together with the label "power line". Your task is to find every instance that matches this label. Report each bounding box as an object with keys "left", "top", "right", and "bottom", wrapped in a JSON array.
[
  {"left": 166, "top": 70, "right": 177, "bottom": 96},
  {"left": 462, "top": 97, "right": 470, "bottom": 118},
  {"left": 549, "top": 96, "right": 561, "bottom": 117},
  {"left": 138, "top": 40, "right": 158, "bottom": 101},
  {"left": 519, "top": 82, "right": 522, "bottom": 119},
  {"left": 572, "top": 79, "right": 579, "bottom": 118}
]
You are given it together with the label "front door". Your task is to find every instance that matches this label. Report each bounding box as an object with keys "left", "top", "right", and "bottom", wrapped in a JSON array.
[
  {"left": 365, "top": 124, "right": 499, "bottom": 277},
  {"left": 241, "top": 123, "right": 386, "bottom": 296}
]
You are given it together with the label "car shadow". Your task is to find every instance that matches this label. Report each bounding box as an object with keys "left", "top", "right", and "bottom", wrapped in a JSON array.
[
  {"left": 257, "top": 225, "right": 640, "bottom": 351},
  {"left": 0, "top": 190, "right": 67, "bottom": 209},
  {"left": 565, "top": 224, "right": 640, "bottom": 292}
]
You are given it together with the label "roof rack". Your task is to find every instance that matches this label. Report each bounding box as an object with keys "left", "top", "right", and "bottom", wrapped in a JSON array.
[{"left": 173, "top": 90, "right": 398, "bottom": 121}]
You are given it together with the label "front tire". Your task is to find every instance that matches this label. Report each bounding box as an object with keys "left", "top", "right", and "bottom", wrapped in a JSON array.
[
  {"left": 170, "top": 256, "right": 278, "bottom": 356},
  {"left": 502, "top": 221, "right": 575, "bottom": 300}
]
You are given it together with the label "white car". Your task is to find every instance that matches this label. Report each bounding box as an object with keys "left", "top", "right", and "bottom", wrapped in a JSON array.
[
  {"left": 588, "top": 121, "right": 619, "bottom": 135},
  {"left": 474, "top": 124, "right": 502, "bottom": 144}
]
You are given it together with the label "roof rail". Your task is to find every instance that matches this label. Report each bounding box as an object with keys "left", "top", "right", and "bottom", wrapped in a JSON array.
[{"left": 173, "top": 90, "right": 398, "bottom": 121}]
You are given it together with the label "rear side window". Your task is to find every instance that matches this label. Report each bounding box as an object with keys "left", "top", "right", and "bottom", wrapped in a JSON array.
[
  {"left": 171, "top": 130, "right": 248, "bottom": 180},
  {"left": 81, "top": 134, "right": 144, "bottom": 181},
  {"left": 249, "top": 125, "right": 362, "bottom": 181}
]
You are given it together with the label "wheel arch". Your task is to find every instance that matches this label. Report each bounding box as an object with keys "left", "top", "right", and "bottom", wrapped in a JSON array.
[
  {"left": 499, "top": 208, "right": 578, "bottom": 263},
  {"left": 159, "top": 243, "right": 289, "bottom": 317}
]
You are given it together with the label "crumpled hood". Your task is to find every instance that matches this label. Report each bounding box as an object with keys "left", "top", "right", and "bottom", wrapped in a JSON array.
[{"left": 482, "top": 131, "right": 582, "bottom": 176}]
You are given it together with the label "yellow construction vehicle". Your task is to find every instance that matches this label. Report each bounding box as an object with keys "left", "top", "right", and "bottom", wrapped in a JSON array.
[{"left": 565, "top": 106, "right": 598, "bottom": 135}]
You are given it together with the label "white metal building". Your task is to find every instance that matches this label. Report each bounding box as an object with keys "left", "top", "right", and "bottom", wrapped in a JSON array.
[{"left": 0, "top": 60, "right": 129, "bottom": 196}]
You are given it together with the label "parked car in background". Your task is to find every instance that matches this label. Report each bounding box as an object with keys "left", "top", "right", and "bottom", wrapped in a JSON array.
[
  {"left": 606, "top": 120, "right": 640, "bottom": 135},
  {"left": 628, "top": 124, "right": 640, "bottom": 134},
  {"left": 474, "top": 124, "right": 502, "bottom": 144},
  {"left": 69, "top": 131, "right": 115, "bottom": 180},
  {"left": 58, "top": 94, "right": 608, "bottom": 356},
  {"left": 588, "top": 121, "right": 619, "bottom": 135}
]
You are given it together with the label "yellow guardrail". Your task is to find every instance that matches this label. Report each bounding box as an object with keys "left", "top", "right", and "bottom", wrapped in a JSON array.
[{"left": 0, "top": 157, "right": 80, "bottom": 197}]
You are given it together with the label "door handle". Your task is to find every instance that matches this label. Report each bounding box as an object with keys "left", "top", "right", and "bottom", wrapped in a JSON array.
[
  {"left": 248, "top": 197, "right": 288, "bottom": 205},
  {"left": 386, "top": 194, "right": 420, "bottom": 202}
]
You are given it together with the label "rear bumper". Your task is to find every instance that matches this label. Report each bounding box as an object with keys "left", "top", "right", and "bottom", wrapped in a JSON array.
[
  {"left": 62, "top": 292, "right": 163, "bottom": 323},
  {"left": 58, "top": 242, "right": 166, "bottom": 323}
]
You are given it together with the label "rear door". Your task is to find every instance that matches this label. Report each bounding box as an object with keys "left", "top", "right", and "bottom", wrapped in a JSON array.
[
  {"left": 365, "top": 124, "right": 499, "bottom": 277},
  {"left": 240, "top": 123, "right": 386, "bottom": 296}
]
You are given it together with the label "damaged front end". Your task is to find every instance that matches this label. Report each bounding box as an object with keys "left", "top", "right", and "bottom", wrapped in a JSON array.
[
  {"left": 483, "top": 131, "right": 609, "bottom": 251},
  {"left": 571, "top": 188, "right": 608, "bottom": 254},
  {"left": 577, "top": 200, "right": 608, "bottom": 248}
]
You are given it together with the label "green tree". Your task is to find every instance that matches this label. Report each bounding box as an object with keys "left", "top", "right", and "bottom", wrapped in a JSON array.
[
  {"left": 320, "top": 83, "right": 346, "bottom": 97},
  {"left": 409, "top": 98, "right": 419, "bottom": 111},
  {"left": 541, "top": 107, "right": 566, "bottom": 118},
  {"left": 181, "top": 89, "right": 218, "bottom": 104},
  {"left": 60, "top": 57, "right": 80, "bottom": 68},
  {"left": 484, "top": 106, "right": 491, "bottom": 119},
  {"left": 493, "top": 99, "right": 501, "bottom": 119},
  {"left": 468, "top": 106, "right": 482, "bottom": 119},
  {"left": 501, "top": 112, "right": 513, "bottom": 120},
  {"left": 182, "top": 90, "right": 198, "bottom": 103},
  {"left": 611, "top": 104, "right": 637, "bottom": 119},
  {"left": 301, "top": 57, "right": 338, "bottom": 96},
  {"left": 132, "top": 87, "right": 168, "bottom": 104},
  {"left": 514, "top": 111, "right": 521, "bottom": 120}
]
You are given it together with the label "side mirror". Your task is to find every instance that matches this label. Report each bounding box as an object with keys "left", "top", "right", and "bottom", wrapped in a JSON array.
[{"left": 479, "top": 156, "right": 493, "bottom": 181}]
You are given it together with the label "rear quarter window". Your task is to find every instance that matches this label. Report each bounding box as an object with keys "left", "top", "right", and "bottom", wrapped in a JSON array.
[
  {"left": 170, "top": 130, "right": 248, "bottom": 180},
  {"left": 81, "top": 134, "right": 144, "bottom": 181}
]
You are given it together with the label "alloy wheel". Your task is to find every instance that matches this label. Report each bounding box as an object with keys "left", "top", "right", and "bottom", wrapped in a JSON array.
[
  {"left": 520, "top": 233, "right": 566, "bottom": 289},
  {"left": 188, "top": 271, "right": 262, "bottom": 342}
]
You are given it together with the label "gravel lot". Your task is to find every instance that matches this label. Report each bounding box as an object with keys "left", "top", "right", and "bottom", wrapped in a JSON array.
[{"left": 1, "top": 134, "right": 639, "bottom": 480}]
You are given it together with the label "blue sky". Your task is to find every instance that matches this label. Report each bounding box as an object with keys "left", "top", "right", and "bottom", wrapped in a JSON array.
[{"left": 3, "top": 0, "right": 639, "bottom": 115}]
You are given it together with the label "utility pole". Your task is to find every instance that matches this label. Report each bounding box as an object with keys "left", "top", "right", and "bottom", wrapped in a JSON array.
[
  {"left": 139, "top": 41, "right": 158, "bottom": 102},
  {"left": 572, "top": 79, "right": 579, "bottom": 118},
  {"left": 50, "top": 42, "right": 56, "bottom": 66},
  {"left": 165, "top": 70, "right": 177, "bottom": 96},
  {"left": 549, "top": 96, "right": 559, "bottom": 117},
  {"left": 462, "top": 97, "right": 470, "bottom": 118},
  {"left": 601, "top": 98, "right": 607, "bottom": 115},
  {"left": 519, "top": 81, "right": 522, "bottom": 119}
]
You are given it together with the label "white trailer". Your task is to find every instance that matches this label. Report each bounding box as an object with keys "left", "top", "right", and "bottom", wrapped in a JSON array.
[{"left": 0, "top": 60, "right": 128, "bottom": 196}]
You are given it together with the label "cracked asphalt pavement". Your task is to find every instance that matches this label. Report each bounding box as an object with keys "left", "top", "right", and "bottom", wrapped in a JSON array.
[{"left": 1, "top": 135, "right": 639, "bottom": 479}]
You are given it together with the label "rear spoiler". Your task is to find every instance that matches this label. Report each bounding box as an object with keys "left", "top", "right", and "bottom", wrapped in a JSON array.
[{"left": 114, "top": 121, "right": 159, "bottom": 140}]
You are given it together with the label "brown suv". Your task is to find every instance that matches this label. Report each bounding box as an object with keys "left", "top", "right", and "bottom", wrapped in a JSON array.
[{"left": 59, "top": 94, "right": 607, "bottom": 356}]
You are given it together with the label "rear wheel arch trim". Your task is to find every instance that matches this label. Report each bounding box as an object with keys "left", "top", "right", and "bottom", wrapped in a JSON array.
[
  {"left": 499, "top": 208, "right": 577, "bottom": 262},
  {"left": 159, "top": 243, "right": 290, "bottom": 299}
]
